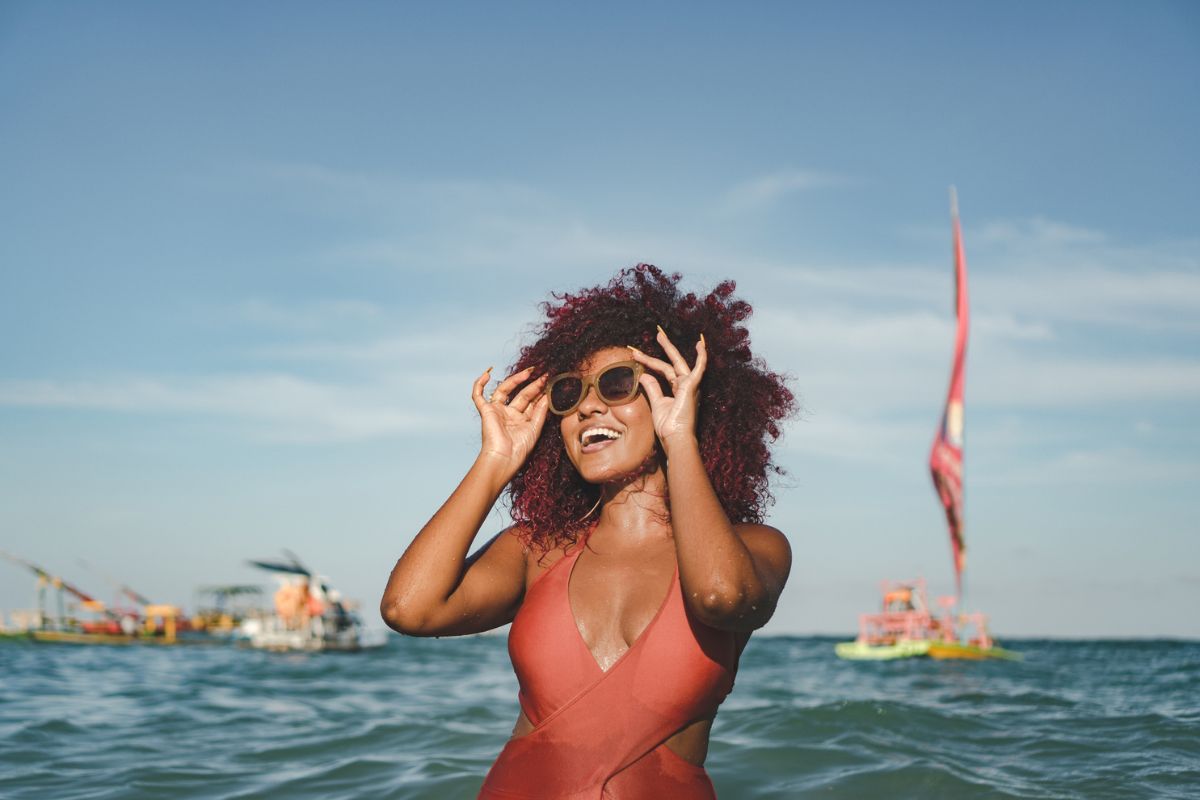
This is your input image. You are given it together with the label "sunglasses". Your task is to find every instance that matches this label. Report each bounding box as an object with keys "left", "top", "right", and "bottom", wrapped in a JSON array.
[{"left": 546, "top": 360, "right": 645, "bottom": 416}]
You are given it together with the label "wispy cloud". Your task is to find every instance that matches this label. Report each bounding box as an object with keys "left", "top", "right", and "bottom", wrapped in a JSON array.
[
  {"left": 979, "top": 266, "right": 1200, "bottom": 333},
  {"left": 975, "top": 355, "right": 1200, "bottom": 407},
  {"left": 757, "top": 261, "right": 945, "bottom": 304},
  {"left": 15, "top": 161, "right": 1197, "bottom": 465},
  {"left": 249, "top": 310, "right": 533, "bottom": 371},
  {"left": 976, "top": 445, "right": 1200, "bottom": 487},
  {"left": 977, "top": 216, "right": 1109, "bottom": 247},
  {"left": 964, "top": 217, "right": 1200, "bottom": 332},
  {"left": 0, "top": 373, "right": 462, "bottom": 443},
  {"left": 235, "top": 299, "right": 386, "bottom": 332},
  {"left": 975, "top": 314, "right": 1055, "bottom": 342},
  {"left": 246, "top": 162, "right": 1195, "bottom": 344},
  {"left": 232, "top": 158, "right": 1195, "bottom": 340},
  {"left": 756, "top": 302, "right": 1200, "bottom": 411},
  {"left": 242, "top": 162, "right": 553, "bottom": 219},
  {"left": 776, "top": 409, "right": 927, "bottom": 467},
  {"left": 722, "top": 168, "right": 850, "bottom": 213},
  {"left": 324, "top": 215, "right": 721, "bottom": 281},
  {"left": 761, "top": 237, "right": 1199, "bottom": 335}
]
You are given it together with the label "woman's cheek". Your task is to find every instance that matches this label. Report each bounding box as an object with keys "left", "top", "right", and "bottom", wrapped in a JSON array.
[{"left": 560, "top": 424, "right": 583, "bottom": 472}]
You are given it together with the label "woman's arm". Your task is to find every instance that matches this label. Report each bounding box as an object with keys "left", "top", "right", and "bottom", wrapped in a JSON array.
[
  {"left": 380, "top": 367, "right": 549, "bottom": 637},
  {"left": 630, "top": 330, "right": 791, "bottom": 632},
  {"left": 663, "top": 437, "right": 791, "bottom": 632}
]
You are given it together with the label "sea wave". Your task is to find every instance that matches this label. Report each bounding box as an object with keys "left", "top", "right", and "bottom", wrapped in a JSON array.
[{"left": 1, "top": 636, "right": 1196, "bottom": 799}]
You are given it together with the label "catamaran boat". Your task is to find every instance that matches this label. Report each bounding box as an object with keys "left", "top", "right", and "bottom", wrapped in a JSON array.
[
  {"left": 835, "top": 578, "right": 1016, "bottom": 660},
  {"left": 836, "top": 190, "right": 1018, "bottom": 662}
]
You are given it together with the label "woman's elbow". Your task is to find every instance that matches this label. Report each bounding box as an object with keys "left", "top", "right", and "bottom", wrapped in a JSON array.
[
  {"left": 379, "top": 597, "right": 435, "bottom": 637},
  {"left": 691, "top": 587, "right": 749, "bottom": 622},
  {"left": 690, "top": 586, "right": 774, "bottom": 630}
]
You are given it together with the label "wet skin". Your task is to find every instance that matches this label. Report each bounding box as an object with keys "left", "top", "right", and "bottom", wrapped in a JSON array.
[
  {"left": 510, "top": 347, "right": 714, "bottom": 764},
  {"left": 382, "top": 332, "right": 791, "bottom": 771}
]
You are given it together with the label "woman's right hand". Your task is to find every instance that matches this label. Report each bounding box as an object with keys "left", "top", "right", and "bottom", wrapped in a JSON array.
[{"left": 471, "top": 366, "right": 550, "bottom": 478}]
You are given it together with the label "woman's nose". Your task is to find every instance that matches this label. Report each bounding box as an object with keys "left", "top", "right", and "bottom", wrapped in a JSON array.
[{"left": 575, "top": 383, "right": 607, "bottom": 416}]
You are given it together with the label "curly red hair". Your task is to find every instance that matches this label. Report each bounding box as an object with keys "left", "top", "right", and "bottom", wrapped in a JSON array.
[{"left": 507, "top": 264, "right": 795, "bottom": 553}]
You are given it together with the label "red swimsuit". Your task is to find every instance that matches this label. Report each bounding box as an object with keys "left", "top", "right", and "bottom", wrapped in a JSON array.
[{"left": 478, "top": 542, "right": 744, "bottom": 799}]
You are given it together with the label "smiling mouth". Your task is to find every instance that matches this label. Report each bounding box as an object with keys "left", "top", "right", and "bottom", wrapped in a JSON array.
[{"left": 580, "top": 427, "right": 622, "bottom": 452}]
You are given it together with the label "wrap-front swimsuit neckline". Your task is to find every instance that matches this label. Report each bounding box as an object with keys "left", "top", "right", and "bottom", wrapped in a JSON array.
[
  {"left": 480, "top": 538, "right": 744, "bottom": 799},
  {"left": 566, "top": 539, "right": 677, "bottom": 675}
]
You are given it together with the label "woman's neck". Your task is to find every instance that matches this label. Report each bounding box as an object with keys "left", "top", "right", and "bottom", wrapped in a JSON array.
[{"left": 592, "top": 461, "right": 672, "bottom": 548}]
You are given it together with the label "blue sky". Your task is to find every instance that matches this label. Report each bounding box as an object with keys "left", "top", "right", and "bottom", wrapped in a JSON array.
[{"left": 1, "top": 2, "right": 1197, "bottom": 637}]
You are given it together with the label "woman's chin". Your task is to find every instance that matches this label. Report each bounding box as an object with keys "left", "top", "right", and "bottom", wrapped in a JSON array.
[
  {"left": 575, "top": 454, "right": 658, "bottom": 486},
  {"left": 577, "top": 464, "right": 624, "bottom": 485}
]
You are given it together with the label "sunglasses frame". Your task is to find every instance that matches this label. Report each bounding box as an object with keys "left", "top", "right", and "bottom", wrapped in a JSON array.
[{"left": 545, "top": 360, "right": 646, "bottom": 416}]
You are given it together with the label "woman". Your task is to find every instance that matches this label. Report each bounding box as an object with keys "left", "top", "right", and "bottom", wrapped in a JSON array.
[{"left": 382, "top": 265, "right": 795, "bottom": 798}]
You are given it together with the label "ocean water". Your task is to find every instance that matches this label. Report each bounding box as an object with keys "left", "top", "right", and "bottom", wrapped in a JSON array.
[{"left": 0, "top": 635, "right": 1196, "bottom": 799}]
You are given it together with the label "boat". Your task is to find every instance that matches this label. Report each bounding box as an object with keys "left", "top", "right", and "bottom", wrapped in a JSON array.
[
  {"left": 928, "top": 641, "right": 1020, "bottom": 661},
  {"left": 1, "top": 551, "right": 196, "bottom": 645},
  {"left": 192, "top": 584, "right": 267, "bottom": 637},
  {"left": 239, "top": 551, "right": 381, "bottom": 652},
  {"left": 836, "top": 578, "right": 1018, "bottom": 661},
  {"left": 836, "top": 579, "right": 941, "bottom": 660},
  {"left": 835, "top": 639, "right": 931, "bottom": 660},
  {"left": 836, "top": 190, "right": 1019, "bottom": 662}
]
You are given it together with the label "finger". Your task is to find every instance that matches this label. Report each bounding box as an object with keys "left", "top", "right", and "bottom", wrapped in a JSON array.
[
  {"left": 627, "top": 345, "right": 677, "bottom": 379},
  {"left": 638, "top": 373, "right": 667, "bottom": 405},
  {"left": 471, "top": 368, "right": 493, "bottom": 412},
  {"left": 692, "top": 334, "right": 708, "bottom": 379},
  {"left": 656, "top": 326, "right": 691, "bottom": 375},
  {"left": 491, "top": 366, "right": 536, "bottom": 403},
  {"left": 511, "top": 374, "right": 548, "bottom": 413},
  {"left": 496, "top": 366, "right": 536, "bottom": 392},
  {"left": 527, "top": 392, "right": 550, "bottom": 428}
]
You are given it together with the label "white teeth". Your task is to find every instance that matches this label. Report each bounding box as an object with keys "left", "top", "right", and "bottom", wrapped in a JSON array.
[{"left": 581, "top": 427, "right": 622, "bottom": 446}]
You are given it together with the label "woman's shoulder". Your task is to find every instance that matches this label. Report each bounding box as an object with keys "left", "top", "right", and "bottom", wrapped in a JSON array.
[{"left": 499, "top": 526, "right": 578, "bottom": 591}]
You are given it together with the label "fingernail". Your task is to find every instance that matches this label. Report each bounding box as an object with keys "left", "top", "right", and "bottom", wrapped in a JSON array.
[
  {"left": 656, "top": 325, "right": 666, "bottom": 336},
  {"left": 627, "top": 345, "right": 644, "bottom": 355},
  {"left": 700, "top": 333, "right": 706, "bottom": 346},
  {"left": 485, "top": 366, "right": 493, "bottom": 374}
]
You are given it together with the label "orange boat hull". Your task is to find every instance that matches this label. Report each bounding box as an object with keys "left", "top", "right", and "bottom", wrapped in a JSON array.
[{"left": 928, "top": 642, "right": 1020, "bottom": 660}]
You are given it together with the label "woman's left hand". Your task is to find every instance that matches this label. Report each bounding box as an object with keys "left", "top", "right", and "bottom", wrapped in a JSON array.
[{"left": 628, "top": 328, "right": 706, "bottom": 454}]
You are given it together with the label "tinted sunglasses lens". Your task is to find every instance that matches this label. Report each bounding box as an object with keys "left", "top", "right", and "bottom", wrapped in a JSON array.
[
  {"left": 549, "top": 376, "right": 583, "bottom": 413},
  {"left": 597, "top": 366, "right": 638, "bottom": 402}
]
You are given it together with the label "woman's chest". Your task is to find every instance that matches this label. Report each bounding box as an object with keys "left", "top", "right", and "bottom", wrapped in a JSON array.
[{"left": 568, "top": 550, "right": 677, "bottom": 668}]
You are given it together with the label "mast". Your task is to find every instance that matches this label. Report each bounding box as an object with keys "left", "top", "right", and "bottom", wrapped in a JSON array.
[
  {"left": 929, "top": 186, "right": 970, "bottom": 598},
  {"left": 0, "top": 551, "right": 120, "bottom": 621},
  {"left": 1, "top": 551, "right": 101, "bottom": 606},
  {"left": 77, "top": 558, "right": 153, "bottom": 607}
]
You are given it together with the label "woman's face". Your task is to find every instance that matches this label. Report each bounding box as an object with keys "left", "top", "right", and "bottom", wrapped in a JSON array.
[{"left": 558, "top": 346, "right": 658, "bottom": 484}]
